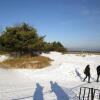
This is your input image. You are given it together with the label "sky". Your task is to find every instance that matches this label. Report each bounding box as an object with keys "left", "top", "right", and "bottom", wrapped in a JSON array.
[{"left": 0, "top": 0, "right": 100, "bottom": 51}]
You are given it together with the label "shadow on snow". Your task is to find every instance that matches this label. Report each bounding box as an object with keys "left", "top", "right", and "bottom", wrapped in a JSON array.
[
  {"left": 50, "top": 81, "right": 69, "bottom": 100},
  {"left": 13, "top": 82, "right": 71, "bottom": 100},
  {"left": 33, "top": 83, "right": 44, "bottom": 100}
]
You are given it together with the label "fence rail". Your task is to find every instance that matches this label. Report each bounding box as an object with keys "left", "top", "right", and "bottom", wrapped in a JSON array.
[{"left": 79, "top": 87, "right": 100, "bottom": 100}]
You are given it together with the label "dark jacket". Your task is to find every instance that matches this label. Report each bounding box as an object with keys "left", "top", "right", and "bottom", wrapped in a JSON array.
[
  {"left": 97, "top": 65, "right": 100, "bottom": 75},
  {"left": 84, "top": 65, "right": 90, "bottom": 76}
]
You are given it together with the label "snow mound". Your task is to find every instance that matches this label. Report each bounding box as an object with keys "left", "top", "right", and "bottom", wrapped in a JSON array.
[{"left": 0, "top": 55, "right": 9, "bottom": 62}]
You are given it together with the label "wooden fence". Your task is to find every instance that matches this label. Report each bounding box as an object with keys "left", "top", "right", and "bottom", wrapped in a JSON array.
[{"left": 79, "top": 87, "right": 100, "bottom": 100}]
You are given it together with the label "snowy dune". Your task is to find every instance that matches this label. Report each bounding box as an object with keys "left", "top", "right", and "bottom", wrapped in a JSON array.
[{"left": 0, "top": 52, "right": 100, "bottom": 100}]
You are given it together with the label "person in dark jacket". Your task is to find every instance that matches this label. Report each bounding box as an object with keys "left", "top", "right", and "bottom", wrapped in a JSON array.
[
  {"left": 83, "top": 65, "right": 90, "bottom": 83},
  {"left": 96, "top": 65, "right": 100, "bottom": 82}
]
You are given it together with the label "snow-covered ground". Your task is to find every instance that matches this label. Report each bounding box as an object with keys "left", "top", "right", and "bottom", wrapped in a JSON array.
[
  {"left": 0, "top": 55, "right": 9, "bottom": 62},
  {"left": 0, "top": 52, "right": 100, "bottom": 100}
]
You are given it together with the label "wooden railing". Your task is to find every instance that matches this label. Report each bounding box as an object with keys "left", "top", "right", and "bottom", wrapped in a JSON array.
[{"left": 79, "top": 87, "right": 100, "bottom": 100}]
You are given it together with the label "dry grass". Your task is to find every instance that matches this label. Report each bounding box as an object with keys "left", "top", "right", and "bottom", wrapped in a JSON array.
[
  {"left": 0, "top": 51, "right": 8, "bottom": 55},
  {"left": 0, "top": 56, "right": 52, "bottom": 69}
]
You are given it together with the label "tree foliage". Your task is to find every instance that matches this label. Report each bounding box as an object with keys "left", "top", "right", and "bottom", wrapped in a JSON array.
[
  {"left": 0, "top": 23, "right": 67, "bottom": 56},
  {"left": 43, "top": 41, "right": 67, "bottom": 53}
]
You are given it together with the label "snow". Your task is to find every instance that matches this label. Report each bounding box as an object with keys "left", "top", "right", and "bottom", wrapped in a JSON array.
[
  {"left": 0, "top": 55, "right": 9, "bottom": 62},
  {"left": 0, "top": 52, "right": 100, "bottom": 100}
]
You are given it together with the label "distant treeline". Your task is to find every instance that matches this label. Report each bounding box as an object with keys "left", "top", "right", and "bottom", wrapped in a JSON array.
[
  {"left": 0, "top": 23, "right": 67, "bottom": 56},
  {"left": 68, "top": 51, "right": 100, "bottom": 55}
]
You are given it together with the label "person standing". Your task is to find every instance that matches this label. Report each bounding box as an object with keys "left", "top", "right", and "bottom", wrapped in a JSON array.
[
  {"left": 96, "top": 65, "right": 100, "bottom": 82},
  {"left": 83, "top": 65, "right": 91, "bottom": 83}
]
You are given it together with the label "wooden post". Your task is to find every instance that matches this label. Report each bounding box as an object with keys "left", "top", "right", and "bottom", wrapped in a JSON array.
[
  {"left": 88, "top": 88, "right": 90, "bottom": 100},
  {"left": 91, "top": 88, "right": 94, "bottom": 100},
  {"left": 93, "top": 89, "right": 95, "bottom": 100},
  {"left": 99, "top": 93, "right": 100, "bottom": 100},
  {"left": 79, "top": 87, "right": 82, "bottom": 100},
  {"left": 83, "top": 88, "right": 86, "bottom": 100}
]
